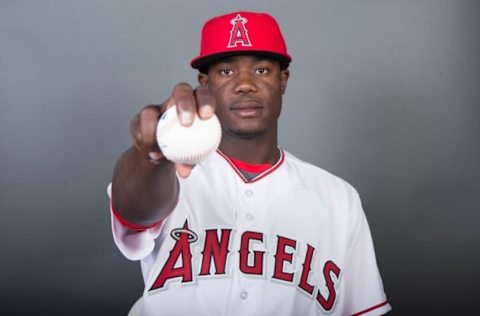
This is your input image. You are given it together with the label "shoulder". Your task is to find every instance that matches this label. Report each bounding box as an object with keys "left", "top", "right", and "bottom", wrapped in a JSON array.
[{"left": 281, "top": 150, "right": 361, "bottom": 206}]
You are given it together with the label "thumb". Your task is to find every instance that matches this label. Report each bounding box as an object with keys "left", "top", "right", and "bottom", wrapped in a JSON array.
[{"left": 175, "top": 163, "right": 195, "bottom": 178}]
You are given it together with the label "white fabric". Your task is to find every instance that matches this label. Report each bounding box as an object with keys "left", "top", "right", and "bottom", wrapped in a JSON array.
[{"left": 109, "top": 150, "right": 391, "bottom": 316}]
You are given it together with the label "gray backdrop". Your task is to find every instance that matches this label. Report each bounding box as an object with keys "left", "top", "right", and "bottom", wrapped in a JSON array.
[{"left": 1, "top": 1, "right": 479, "bottom": 315}]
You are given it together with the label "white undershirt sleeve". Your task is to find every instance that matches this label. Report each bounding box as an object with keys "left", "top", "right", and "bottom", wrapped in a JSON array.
[{"left": 107, "top": 183, "right": 163, "bottom": 261}]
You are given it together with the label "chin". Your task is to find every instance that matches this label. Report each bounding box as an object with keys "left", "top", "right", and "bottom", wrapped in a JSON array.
[{"left": 228, "top": 127, "right": 267, "bottom": 140}]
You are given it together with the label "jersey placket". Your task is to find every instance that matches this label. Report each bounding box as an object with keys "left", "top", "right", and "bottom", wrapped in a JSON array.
[{"left": 226, "top": 178, "right": 268, "bottom": 315}]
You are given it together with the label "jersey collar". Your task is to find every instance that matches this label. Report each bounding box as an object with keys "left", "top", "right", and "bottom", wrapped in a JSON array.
[{"left": 217, "top": 148, "right": 285, "bottom": 183}]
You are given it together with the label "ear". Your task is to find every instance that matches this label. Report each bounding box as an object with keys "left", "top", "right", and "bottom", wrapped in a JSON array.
[
  {"left": 198, "top": 73, "right": 208, "bottom": 87},
  {"left": 280, "top": 69, "right": 289, "bottom": 95}
]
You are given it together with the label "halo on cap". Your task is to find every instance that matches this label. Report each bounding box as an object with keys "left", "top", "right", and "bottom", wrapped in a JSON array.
[{"left": 191, "top": 11, "right": 292, "bottom": 70}]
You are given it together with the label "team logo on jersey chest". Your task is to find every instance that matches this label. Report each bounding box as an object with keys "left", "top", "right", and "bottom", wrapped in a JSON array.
[{"left": 149, "top": 221, "right": 342, "bottom": 312}]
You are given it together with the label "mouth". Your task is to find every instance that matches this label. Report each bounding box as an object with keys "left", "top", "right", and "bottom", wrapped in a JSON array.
[{"left": 230, "top": 100, "right": 263, "bottom": 117}]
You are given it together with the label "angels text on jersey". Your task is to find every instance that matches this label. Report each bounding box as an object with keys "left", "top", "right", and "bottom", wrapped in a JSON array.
[{"left": 149, "top": 220, "right": 341, "bottom": 313}]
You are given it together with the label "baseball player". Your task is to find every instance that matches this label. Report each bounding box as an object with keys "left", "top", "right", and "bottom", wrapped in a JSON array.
[{"left": 109, "top": 11, "right": 392, "bottom": 316}]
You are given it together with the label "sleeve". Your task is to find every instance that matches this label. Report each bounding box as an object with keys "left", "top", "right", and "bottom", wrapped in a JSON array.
[
  {"left": 107, "top": 183, "right": 164, "bottom": 261},
  {"left": 343, "top": 190, "right": 392, "bottom": 316}
]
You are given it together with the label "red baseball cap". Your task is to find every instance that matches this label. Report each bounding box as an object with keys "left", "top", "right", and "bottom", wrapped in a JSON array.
[{"left": 191, "top": 11, "right": 292, "bottom": 70}]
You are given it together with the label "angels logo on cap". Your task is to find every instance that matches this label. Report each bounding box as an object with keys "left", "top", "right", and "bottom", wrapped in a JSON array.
[
  {"left": 191, "top": 11, "right": 292, "bottom": 70},
  {"left": 227, "top": 14, "right": 252, "bottom": 48}
]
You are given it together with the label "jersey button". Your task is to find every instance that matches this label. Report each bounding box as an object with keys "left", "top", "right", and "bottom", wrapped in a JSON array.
[
  {"left": 245, "top": 189, "right": 253, "bottom": 197},
  {"left": 240, "top": 291, "right": 248, "bottom": 300},
  {"left": 246, "top": 213, "right": 254, "bottom": 221}
]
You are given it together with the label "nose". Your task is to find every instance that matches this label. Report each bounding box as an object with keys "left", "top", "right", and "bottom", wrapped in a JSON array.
[{"left": 234, "top": 72, "right": 257, "bottom": 94}]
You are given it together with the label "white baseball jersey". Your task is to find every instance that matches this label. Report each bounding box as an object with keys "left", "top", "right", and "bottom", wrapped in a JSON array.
[{"left": 109, "top": 149, "right": 391, "bottom": 316}]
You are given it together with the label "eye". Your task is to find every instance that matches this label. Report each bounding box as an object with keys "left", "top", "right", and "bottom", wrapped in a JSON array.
[
  {"left": 219, "top": 68, "right": 234, "bottom": 76},
  {"left": 255, "top": 67, "right": 269, "bottom": 75}
]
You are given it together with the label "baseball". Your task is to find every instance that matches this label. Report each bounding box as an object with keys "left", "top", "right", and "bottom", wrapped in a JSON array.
[{"left": 156, "top": 105, "right": 222, "bottom": 165}]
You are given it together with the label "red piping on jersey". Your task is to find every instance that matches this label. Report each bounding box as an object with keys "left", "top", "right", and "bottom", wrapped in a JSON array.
[
  {"left": 350, "top": 300, "right": 390, "bottom": 316},
  {"left": 110, "top": 200, "right": 163, "bottom": 232},
  {"left": 217, "top": 149, "right": 285, "bottom": 183}
]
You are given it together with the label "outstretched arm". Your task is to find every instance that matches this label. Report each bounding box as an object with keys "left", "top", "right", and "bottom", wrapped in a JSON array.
[{"left": 111, "top": 83, "right": 215, "bottom": 226}]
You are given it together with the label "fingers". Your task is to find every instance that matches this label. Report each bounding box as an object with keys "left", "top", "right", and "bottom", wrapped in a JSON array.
[
  {"left": 170, "top": 83, "right": 196, "bottom": 126},
  {"left": 170, "top": 83, "right": 215, "bottom": 126},
  {"left": 130, "top": 104, "right": 165, "bottom": 160},
  {"left": 195, "top": 85, "right": 215, "bottom": 120}
]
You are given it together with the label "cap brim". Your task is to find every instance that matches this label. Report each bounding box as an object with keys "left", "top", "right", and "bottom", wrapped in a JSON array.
[{"left": 191, "top": 51, "right": 292, "bottom": 70}]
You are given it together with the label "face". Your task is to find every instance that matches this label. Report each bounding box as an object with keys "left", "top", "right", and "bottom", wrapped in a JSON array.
[{"left": 199, "top": 55, "right": 289, "bottom": 139}]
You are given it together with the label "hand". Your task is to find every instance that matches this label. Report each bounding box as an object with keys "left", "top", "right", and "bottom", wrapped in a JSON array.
[{"left": 129, "top": 83, "right": 215, "bottom": 178}]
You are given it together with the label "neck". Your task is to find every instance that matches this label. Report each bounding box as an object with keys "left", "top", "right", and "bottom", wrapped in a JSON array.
[{"left": 218, "top": 128, "right": 279, "bottom": 164}]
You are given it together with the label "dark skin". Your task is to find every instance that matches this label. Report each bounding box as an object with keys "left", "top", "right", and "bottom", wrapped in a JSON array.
[{"left": 112, "top": 55, "right": 290, "bottom": 226}]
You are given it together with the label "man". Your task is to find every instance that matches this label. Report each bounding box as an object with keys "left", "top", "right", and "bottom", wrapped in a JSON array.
[{"left": 109, "top": 11, "right": 391, "bottom": 316}]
